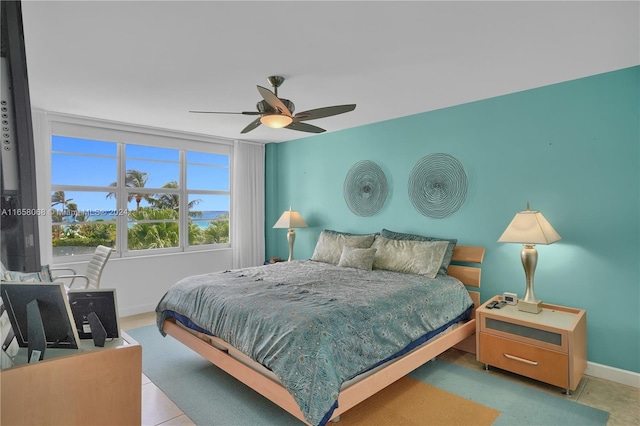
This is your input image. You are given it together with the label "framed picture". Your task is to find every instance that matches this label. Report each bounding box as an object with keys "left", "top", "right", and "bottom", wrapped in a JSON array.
[
  {"left": 1, "top": 282, "right": 80, "bottom": 361},
  {"left": 67, "top": 288, "right": 120, "bottom": 340}
]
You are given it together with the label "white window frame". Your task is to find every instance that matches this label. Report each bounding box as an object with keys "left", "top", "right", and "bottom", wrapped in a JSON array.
[{"left": 43, "top": 113, "right": 234, "bottom": 263}]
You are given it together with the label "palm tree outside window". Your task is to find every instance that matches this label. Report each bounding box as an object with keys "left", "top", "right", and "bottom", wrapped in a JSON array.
[{"left": 51, "top": 133, "right": 230, "bottom": 258}]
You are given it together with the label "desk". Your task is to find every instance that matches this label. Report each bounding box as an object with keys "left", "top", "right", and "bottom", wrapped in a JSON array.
[{"left": 1, "top": 332, "right": 141, "bottom": 425}]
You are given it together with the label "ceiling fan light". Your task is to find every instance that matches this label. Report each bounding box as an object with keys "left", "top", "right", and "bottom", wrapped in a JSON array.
[{"left": 260, "top": 114, "right": 293, "bottom": 128}]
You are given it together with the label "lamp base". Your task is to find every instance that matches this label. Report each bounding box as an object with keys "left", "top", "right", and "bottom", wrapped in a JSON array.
[
  {"left": 518, "top": 299, "right": 543, "bottom": 314},
  {"left": 286, "top": 229, "right": 296, "bottom": 262}
]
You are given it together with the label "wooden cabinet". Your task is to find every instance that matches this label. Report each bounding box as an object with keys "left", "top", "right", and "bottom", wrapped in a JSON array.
[
  {"left": 1, "top": 332, "right": 142, "bottom": 425},
  {"left": 476, "top": 296, "right": 587, "bottom": 393}
]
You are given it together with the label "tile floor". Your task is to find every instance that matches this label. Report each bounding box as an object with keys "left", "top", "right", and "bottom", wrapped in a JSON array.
[
  {"left": 122, "top": 312, "right": 196, "bottom": 426},
  {"left": 121, "top": 312, "right": 639, "bottom": 426}
]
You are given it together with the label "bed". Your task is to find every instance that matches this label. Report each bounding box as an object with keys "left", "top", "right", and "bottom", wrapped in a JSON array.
[{"left": 156, "top": 229, "right": 485, "bottom": 425}]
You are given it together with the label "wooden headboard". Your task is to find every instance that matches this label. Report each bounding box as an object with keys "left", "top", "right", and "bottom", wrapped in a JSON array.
[{"left": 448, "top": 245, "right": 485, "bottom": 312}]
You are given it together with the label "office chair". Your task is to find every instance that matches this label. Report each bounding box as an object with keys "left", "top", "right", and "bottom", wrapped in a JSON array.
[{"left": 50, "top": 245, "right": 112, "bottom": 289}]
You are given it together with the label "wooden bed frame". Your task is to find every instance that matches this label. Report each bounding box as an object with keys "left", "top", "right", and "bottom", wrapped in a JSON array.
[{"left": 161, "top": 245, "right": 485, "bottom": 425}]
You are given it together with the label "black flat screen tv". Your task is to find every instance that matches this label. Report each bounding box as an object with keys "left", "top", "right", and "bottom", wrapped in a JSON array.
[
  {"left": 67, "top": 289, "right": 120, "bottom": 340},
  {"left": 1, "top": 282, "right": 80, "bottom": 351},
  {"left": 1, "top": 0, "right": 41, "bottom": 272}
]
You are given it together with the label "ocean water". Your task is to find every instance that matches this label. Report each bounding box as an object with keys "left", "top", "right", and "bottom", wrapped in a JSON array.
[
  {"left": 64, "top": 210, "right": 228, "bottom": 229},
  {"left": 190, "top": 211, "right": 228, "bottom": 229}
]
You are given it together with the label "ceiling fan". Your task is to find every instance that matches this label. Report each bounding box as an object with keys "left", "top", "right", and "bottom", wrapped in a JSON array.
[{"left": 189, "top": 76, "right": 356, "bottom": 134}]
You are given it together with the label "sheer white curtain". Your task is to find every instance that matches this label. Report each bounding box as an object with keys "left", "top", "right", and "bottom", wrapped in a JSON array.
[
  {"left": 31, "top": 109, "right": 54, "bottom": 266},
  {"left": 231, "top": 140, "right": 265, "bottom": 268}
]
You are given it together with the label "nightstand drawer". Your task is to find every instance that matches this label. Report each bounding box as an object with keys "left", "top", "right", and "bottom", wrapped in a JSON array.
[
  {"left": 480, "top": 312, "right": 569, "bottom": 353},
  {"left": 479, "top": 332, "right": 569, "bottom": 389}
]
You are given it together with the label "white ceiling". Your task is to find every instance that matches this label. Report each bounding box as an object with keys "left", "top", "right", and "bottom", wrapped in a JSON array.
[{"left": 20, "top": 1, "right": 639, "bottom": 144}]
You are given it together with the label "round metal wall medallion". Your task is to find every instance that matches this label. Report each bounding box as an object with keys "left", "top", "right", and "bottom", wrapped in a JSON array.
[
  {"left": 408, "top": 153, "right": 467, "bottom": 218},
  {"left": 343, "top": 160, "right": 388, "bottom": 216}
]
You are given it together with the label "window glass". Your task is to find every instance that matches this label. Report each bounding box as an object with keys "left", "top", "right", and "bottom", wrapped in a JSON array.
[
  {"left": 51, "top": 133, "right": 230, "bottom": 258},
  {"left": 188, "top": 194, "right": 229, "bottom": 246},
  {"left": 51, "top": 190, "right": 119, "bottom": 220},
  {"left": 186, "top": 151, "right": 229, "bottom": 166},
  {"left": 127, "top": 208, "right": 180, "bottom": 250},
  {"left": 187, "top": 150, "right": 229, "bottom": 191},
  {"left": 124, "top": 162, "right": 180, "bottom": 189},
  {"left": 52, "top": 154, "right": 117, "bottom": 187},
  {"left": 125, "top": 191, "right": 157, "bottom": 214},
  {"left": 126, "top": 145, "right": 179, "bottom": 162},
  {"left": 50, "top": 190, "right": 117, "bottom": 257},
  {"left": 51, "top": 135, "right": 118, "bottom": 187},
  {"left": 187, "top": 165, "right": 229, "bottom": 191},
  {"left": 125, "top": 145, "right": 180, "bottom": 190},
  {"left": 52, "top": 136, "right": 117, "bottom": 156}
]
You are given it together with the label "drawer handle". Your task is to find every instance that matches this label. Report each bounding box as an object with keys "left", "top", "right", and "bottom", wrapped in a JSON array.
[{"left": 504, "top": 353, "right": 538, "bottom": 366}]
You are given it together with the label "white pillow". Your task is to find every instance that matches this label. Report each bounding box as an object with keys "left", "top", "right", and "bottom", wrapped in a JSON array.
[
  {"left": 337, "top": 246, "right": 377, "bottom": 271},
  {"left": 311, "top": 230, "right": 376, "bottom": 265},
  {"left": 372, "top": 236, "right": 449, "bottom": 278},
  {"left": 0, "top": 265, "right": 52, "bottom": 282},
  {"left": 0, "top": 304, "right": 18, "bottom": 368}
]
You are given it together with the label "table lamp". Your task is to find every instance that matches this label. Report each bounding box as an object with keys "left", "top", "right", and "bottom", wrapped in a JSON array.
[
  {"left": 273, "top": 208, "right": 308, "bottom": 261},
  {"left": 498, "top": 203, "right": 561, "bottom": 313}
]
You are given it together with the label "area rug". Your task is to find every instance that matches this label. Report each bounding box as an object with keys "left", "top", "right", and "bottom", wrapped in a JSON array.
[
  {"left": 127, "top": 325, "right": 609, "bottom": 426},
  {"left": 337, "top": 376, "right": 499, "bottom": 425}
]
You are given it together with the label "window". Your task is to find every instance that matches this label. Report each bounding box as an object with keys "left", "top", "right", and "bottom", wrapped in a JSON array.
[
  {"left": 51, "top": 137, "right": 119, "bottom": 257},
  {"left": 50, "top": 129, "right": 231, "bottom": 259},
  {"left": 124, "top": 145, "right": 181, "bottom": 251},
  {"left": 186, "top": 152, "right": 230, "bottom": 247}
]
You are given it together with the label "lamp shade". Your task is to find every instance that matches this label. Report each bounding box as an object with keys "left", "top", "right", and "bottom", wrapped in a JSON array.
[
  {"left": 260, "top": 114, "right": 293, "bottom": 129},
  {"left": 273, "top": 208, "right": 308, "bottom": 229},
  {"left": 498, "top": 205, "right": 561, "bottom": 245}
]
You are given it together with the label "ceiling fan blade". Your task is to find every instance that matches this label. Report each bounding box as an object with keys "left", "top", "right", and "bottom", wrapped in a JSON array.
[
  {"left": 293, "top": 104, "right": 356, "bottom": 122},
  {"left": 285, "top": 122, "right": 326, "bottom": 133},
  {"left": 257, "top": 85, "right": 292, "bottom": 116},
  {"left": 240, "top": 117, "right": 262, "bottom": 134},
  {"left": 189, "top": 110, "right": 261, "bottom": 115}
]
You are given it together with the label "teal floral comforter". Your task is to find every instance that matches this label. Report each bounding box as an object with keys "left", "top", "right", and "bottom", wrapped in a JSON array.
[{"left": 155, "top": 260, "right": 473, "bottom": 425}]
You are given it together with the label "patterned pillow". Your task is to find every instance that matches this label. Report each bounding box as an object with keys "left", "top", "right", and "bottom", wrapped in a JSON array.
[
  {"left": 0, "top": 262, "right": 21, "bottom": 368},
  {"left": 380, "top": 229, "right": 457, "bottom": 276},
  {"left": 0, "top": 262, "right": 8, "bottom": 281},
  {"left": 372, "top": 236, "right": 449, "bottom": 278},
  {"left": 337, "top": 246, "right": 377, "bottom": 271},
  {"left": 1, "top": 299, "right": 18, "bottom": 368},
  {"left": 0, "top": 264, "right": 52, "bottom": 282},
  {"left": 311, "top": 230, "right": 377, "bottom": 265}
]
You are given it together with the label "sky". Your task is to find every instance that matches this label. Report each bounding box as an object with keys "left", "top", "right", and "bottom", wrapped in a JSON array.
[{"left": 51, "top": 136, "right": 230, "bottom": 214}]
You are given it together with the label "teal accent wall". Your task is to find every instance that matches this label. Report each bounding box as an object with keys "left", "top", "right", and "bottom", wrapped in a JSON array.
[{"left": 265, "top": 66, "right": 640, "bottom": 373}]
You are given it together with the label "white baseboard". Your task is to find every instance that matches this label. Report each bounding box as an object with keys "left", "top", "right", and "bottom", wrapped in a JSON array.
[
  {"left": 586, "top": 361, "right": 640, "bottom": 388},
  {"left": 119, "top": 303, "right": 157, "bottom": 318}
]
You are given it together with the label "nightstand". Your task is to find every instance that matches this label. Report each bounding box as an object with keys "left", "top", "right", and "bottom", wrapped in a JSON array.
[{"left": 476, "top": 296, "right": 587, "bottom": 394}]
